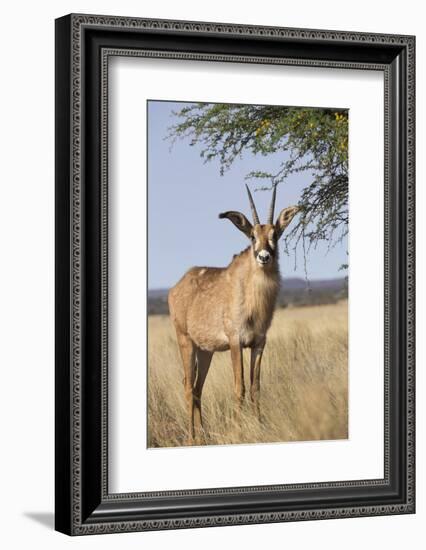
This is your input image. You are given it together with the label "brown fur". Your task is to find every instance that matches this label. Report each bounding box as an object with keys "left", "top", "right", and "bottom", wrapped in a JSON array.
[
  {"left": 168, "top": 206, "right": 299, "bottom": 443},
  {"left": 169, "top": 244, "right": 279, "bottom": 353}
]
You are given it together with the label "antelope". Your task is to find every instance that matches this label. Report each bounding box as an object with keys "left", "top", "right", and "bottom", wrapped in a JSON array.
[{"left": 168, "top": 185, "right": 300, "bottom": 443}]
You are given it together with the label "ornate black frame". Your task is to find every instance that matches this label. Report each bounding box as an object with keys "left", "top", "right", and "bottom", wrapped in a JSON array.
[{"left": 55, "top": 13, "right": 415, "bottom": 535}]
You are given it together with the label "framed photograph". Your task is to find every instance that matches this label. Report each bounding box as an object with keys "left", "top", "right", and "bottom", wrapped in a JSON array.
[{"left": 55, "top": 14, "right": 415, "bottom": 535}]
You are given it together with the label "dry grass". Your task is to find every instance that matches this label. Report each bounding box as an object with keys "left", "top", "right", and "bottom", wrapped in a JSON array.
[{"left": 148, "top": 301, "right": 348, "bottom": 448}]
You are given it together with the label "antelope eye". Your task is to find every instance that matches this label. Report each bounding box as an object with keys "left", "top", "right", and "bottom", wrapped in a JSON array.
[{"left": 250, "top": 235, "right": 255, "bottom": 242}]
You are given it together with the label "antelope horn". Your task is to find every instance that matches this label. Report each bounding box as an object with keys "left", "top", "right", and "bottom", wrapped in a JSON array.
[
  {"left": 267, "top": 184, "right": 277, "bottom": 224},
  {"left": 245, "top": 184, "right": 260, "bottom": 225}
]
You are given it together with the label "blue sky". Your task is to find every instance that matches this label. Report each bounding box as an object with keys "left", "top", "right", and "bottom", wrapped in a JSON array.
[{"left": 148, "top": 101, "right": 347, "bottom": 290}]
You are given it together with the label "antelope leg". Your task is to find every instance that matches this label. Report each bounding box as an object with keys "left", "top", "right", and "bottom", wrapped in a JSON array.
[
  {"left": 193, "top": 349, "right": 213, "bottom": 439},
  {"left": 230, "top": 341, "right": 245, "bottom": 423},
  {"left": 250, "top": 342, "right": 265, "bottom": 419},
  {"left": 176, "top": 332, "right": 196, "bottom": 444}
]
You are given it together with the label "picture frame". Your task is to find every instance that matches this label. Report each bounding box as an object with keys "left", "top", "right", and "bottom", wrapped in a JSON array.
[{"left": 55, "top": 13, "right": 415, "bottom": 535}]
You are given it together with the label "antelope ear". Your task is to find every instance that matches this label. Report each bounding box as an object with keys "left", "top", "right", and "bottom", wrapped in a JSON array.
[
  {"left": 275, "top": 206, "right": 300, "bottom": 239},
  {"left": 219, "top": 211, "right": 253, "bottom": 238}
]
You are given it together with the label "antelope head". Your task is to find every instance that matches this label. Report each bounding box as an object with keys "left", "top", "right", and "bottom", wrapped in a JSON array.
[{"left": 219, "top": 185, "right": 300, "bottom": 268}]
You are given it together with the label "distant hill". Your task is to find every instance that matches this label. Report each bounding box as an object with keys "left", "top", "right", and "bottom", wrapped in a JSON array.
[
  {"left": 147, "top": 277, "right": 347, "bottom": 315},
  {"left": 281, "top": 277, "right": 346, "bottom": 291}
]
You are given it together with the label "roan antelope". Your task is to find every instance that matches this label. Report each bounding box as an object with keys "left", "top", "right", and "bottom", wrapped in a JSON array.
[{"left": 168, "top": 185, "right": 300, "bottom": 443}]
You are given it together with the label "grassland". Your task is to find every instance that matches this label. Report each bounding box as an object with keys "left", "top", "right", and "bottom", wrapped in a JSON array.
[{"left": 147, "top": 301, "right": 348, "bottom": 448}]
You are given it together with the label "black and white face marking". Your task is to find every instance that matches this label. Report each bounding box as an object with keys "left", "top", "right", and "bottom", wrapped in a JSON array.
[{"left": 251, "top": 225, "right": 277, "bottom": 267}]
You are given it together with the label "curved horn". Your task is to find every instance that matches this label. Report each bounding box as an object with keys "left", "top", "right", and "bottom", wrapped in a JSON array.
[
  {"left": 245, "top": 184, "right": 260, "bottom": 225},
  {"left": 267, "top": 184, "right": 277, "bottom": 224}
]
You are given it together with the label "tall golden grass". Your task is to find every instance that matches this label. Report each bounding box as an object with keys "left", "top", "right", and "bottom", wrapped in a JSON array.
[{"left": 148, "top": 301, "right": 348, "bottom": 448}]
